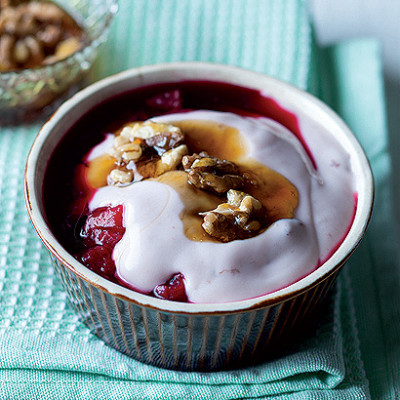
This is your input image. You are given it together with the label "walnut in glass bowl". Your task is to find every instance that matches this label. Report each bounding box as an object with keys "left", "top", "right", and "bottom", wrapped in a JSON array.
[{"left": 0, "top": 0, "right": 117, "bottom": 125}]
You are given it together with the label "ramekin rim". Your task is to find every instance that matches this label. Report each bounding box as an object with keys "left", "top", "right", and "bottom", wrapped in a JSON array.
[{"left": 23, "top": 61, "right": 374, "bottom": 314}]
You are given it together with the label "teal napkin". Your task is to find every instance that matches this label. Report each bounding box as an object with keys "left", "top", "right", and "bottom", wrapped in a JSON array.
[
  {"left": 313, "top": 40, "right": 400, "bottom": 399},
  {"left": 1, "top": 0, "right": 398, "bottom": 398},
  {"left": 0, "top": 272, "right": 367, "bottom": 399}
]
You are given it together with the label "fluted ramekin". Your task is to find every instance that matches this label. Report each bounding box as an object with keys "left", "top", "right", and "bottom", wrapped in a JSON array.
[{"left": 24, "top": 63, "right": 374, "bottom": 371}]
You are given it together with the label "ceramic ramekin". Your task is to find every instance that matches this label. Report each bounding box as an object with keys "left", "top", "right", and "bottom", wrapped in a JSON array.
[{"left": 24, "top": 62, "right": 374, "bottom": 371}]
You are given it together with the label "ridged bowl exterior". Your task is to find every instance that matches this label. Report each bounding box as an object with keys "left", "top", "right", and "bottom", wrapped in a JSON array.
[{"left": 52, "top": 252, "right": 338, "bottom": 371}]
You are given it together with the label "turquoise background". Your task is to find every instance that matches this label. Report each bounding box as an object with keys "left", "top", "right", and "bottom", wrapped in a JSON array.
[{"left": 0, "top": 0, "right": 399, "bottom": 398}]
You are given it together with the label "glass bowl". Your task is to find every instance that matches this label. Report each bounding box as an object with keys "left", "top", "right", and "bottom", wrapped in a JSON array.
[{"left": 0, "top": 0, "right": 118, "bottom": 125}]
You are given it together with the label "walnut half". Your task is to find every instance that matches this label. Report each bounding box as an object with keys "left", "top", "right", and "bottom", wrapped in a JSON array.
[
  {"left": 182, "top": 152, "right": 245, "bottom": 195},
  {"left": 200, "top": 189, "right": 267, "bottom": 242}
]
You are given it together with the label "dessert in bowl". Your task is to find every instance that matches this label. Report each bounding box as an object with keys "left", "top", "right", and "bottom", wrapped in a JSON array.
[{"left": 24, "top": 63, "right": 373, "bottom": 370}]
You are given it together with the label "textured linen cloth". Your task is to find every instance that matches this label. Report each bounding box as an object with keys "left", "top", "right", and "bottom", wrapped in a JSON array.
[
  {"left": 314, "top": 40, "right": 400, "bottom": 399},
  {"left": 0, "top": 0, "right": 399, "bottom": 398}
]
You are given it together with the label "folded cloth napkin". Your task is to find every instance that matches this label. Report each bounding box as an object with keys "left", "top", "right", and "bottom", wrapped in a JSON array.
[
  {"left": 0, "top": 271, "right": 367, "bottom": 399},
  {"left": 314, "top": 40, "right": 400, "bottom": 399},
  {"left": 0, "top": 0, "right": 398, "bottom": 398}
]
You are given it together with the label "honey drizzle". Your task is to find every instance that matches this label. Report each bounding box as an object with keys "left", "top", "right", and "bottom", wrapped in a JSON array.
[{"left": 84, "top": 119, "right": 299, "bottom": 242}]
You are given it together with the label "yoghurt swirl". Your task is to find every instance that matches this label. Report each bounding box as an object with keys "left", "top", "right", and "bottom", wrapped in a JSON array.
[{"left": 85, "top": 110, "right": 355, "bottom": 303}]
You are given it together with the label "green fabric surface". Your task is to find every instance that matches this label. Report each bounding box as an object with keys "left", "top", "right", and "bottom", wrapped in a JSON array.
[
  {"left": 0, "top": 0, "right": 398, "bottom": 398},
  {"left": 312, "top": 40, "right": 400, "bottom": 399}
]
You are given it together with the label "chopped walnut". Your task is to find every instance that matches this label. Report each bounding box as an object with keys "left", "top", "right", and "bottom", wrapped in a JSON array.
[
  {"left": 23, "top": 35, "right": 44, "bottom": 67},
  {"left": 36, "top": 24, "right": 62, "bottom": 48},
  {"left": 120, "top": 121, "right": 183, "bottom": 143},
  {"left": 145, "top": 131, "right": 185, "bottom": 155},
  {"left": 182, "top": 152, "right": 245, "bottom": 194},
  {"left": 53, "top": 36, "right": 82, "bottom": 60},
  {"left": 106, "top": 121, "right": 186, "bottom": 184},
  {"left": 0, "top": 1, "right": 85, "bottom": 72},
  {"left": 107, "top": 169, "right": 133, "bottom": 186},
  {"left": 155, "top": 144, "right": 189, "bottom": 175},
  {"left": 27, "top": 1, "right": 73, "bottom": 24},
  {"left": 200, "top": 190, "right": 267, "bottom": 242},
  {"left": 0, "top": 34, "right": 15, "bottom": 70},
  {"left": 118, "top": 142, "right": 143, "bottom": 162}
]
